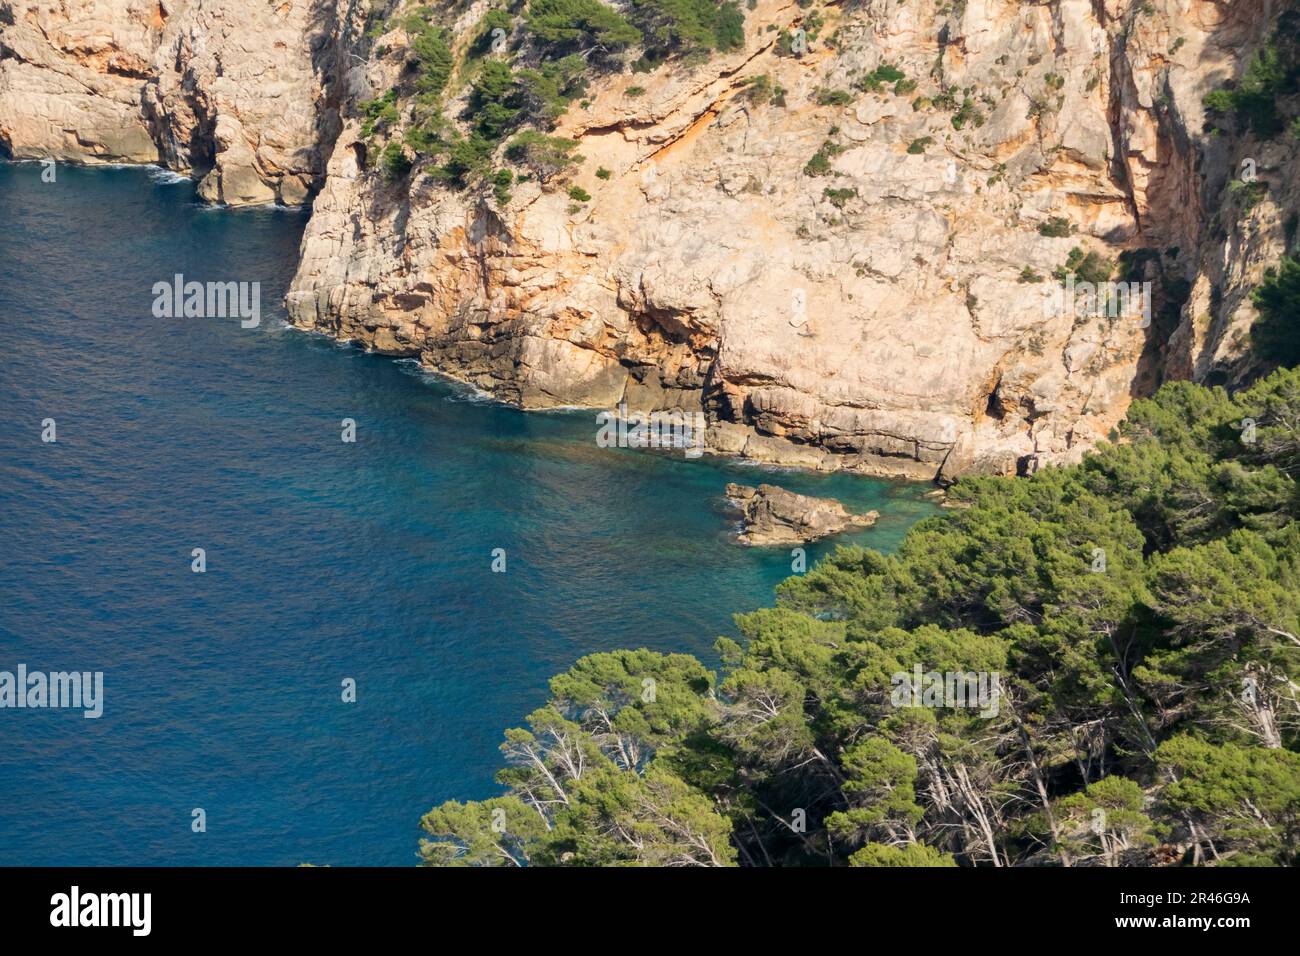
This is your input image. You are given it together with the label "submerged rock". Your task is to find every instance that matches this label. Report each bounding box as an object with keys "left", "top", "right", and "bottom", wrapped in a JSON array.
[{"left": 724, "top": 483, "right": 878, "bottom": 548}]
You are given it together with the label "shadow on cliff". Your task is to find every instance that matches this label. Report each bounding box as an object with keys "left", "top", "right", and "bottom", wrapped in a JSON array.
[
  {"left": 1128, "top": 0, "right": 1292, "bottom": 398},
  {"left": 303, "top": 0, "right": 380, "bottom": 202}
]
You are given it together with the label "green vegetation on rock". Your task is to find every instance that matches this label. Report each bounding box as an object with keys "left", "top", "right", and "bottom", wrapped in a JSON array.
[
  {"left": 1054, "top": 246, "right": 1114, "bottom": 285},
  {"left": 1252, "top": 257, "right": 1300, "bottom": 367},
  {"left": 505, "top": 130, "right": 584, "bottom": 183},
  {"left": 362, "top": 0, "right": 750, "bottom": 198},
  {"left": 418, "top": 361, "right": 1300, "bottom": 866},
  {"left": 1203, "top": 26, "right": 1299, "bottom": 137}
]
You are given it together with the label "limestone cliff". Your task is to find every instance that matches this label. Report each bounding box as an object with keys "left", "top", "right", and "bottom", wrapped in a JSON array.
[
  {"left": 284, "top": 0, "right": 1299, "bottom": 480},
  {"left": 0, "top": 0, "right": 361, "bottom": 204},
  {"left": 6, "top": 0, "right": 1296, "bottom": 480}
]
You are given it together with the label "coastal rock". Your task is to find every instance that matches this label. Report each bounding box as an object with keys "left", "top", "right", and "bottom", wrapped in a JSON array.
[
  {"left": 284, "top": 0, "right": 1294, "bottom": 481},
  {"left": 11, "top": 0, "right": 1294, "bottom": 478},
  {"left": 0, "top": 0, "right": 357, "bottom": 205},
  {"left": 724, "top": 482, "right": 878, "bottom": 547}
]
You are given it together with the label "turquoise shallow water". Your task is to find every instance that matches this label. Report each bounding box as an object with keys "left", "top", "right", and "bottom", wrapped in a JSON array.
[{"left": 0, "top": 162, "right": 938, "bottom": 865}]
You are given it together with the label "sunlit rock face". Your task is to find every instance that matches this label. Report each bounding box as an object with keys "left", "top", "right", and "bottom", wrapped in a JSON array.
[
  {"left": 0, "top": 0, "right": 355, "bottom": 204},
  {"left": 9, "top": 0, "right": 1292, "bottom": 479}
]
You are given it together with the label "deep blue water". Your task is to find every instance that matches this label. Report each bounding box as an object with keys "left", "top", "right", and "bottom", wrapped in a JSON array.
[{"left": 0, "top": 162, "right": 938, "bottom": 865}]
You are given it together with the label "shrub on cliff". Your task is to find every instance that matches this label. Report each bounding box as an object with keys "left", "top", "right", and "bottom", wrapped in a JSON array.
[
  {"left": 527, "top": 0, "right": 642, "bottom": 54},
  {"left": 823, "top": 186, "right": 856, "bottom": 208},
  {"left": 505, "top": 130, "right": 583, "bottom": 183},
  {"left": 474, "top": 8, "right": 515, "bottom": 55},
  {"left": 513, "top": 56, "right": 589, "bottom": 127},
  {"left": 630, "top": 0, "right": 746, "bottom": 58},
  {"left": 1252, "top": 256, "right": 1300, "bottom": 367},
  {"left": 740, "top": 73, "right": 773, "bottom": 105},
  {"left": 1203, "top": 19, "right": 1299, "bottom": 137},
  {"left": 430, "top": 132, "right": 495, "bottom": 188},
  {"left": 1038, "top": 216, "right": 1074, "bottom": 238},
  {"left": 855, "top": 62, "right": 905, "bottom": 93},
  {"left": 359, "top": 90, "right": 400, "bottom": 138},
  {"left": 468, "top": 60, "right": 521, "bottom": 139},
  {"left": 406, "top": 19, "right": 454, "bottom": 100},
  {"left": 1053, "top": 246, "right": 1113, "bottom": 285},
  {"left": 464, "top": 53, "right": 589, "bottom": 143},
  {"left": 380, "top": 141, "right": 412, "bottom": 182},
  {"left": 815, "top": 87, "right": 854, "bottom": 107}
]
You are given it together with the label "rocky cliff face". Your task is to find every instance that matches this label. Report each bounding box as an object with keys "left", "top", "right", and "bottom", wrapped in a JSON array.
[
  {"left": 0, "top": 0, "right": 360, "bottom": 203},
  {"left": 7, "top": 0, "right": 1295, "bottom": 480},
  {"left": 285, "top": 0, "right": 1298, "bottom": 481}
]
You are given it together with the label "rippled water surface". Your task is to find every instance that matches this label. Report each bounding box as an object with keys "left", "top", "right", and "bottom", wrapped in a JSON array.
[{"left": 0, "top": 163, "right": 938, "bottom": 864}]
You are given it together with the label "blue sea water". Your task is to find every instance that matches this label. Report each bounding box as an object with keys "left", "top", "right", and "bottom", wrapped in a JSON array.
[{"left": 0, "top": 162, "right": 938, "bottom": 865}]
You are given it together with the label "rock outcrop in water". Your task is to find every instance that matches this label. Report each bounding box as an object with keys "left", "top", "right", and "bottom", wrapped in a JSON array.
[
  {"left": 6, "top": 0, "right": 1296, "bottom": 480},
  {"left": 725, "top": 482, "right": 878, "bottom": 546}
]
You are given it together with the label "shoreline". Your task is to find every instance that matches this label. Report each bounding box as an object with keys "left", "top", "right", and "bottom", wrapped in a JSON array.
[
  {"left": 287, "top": 319, "right": 943, "bottom": 506},
  {"left": 7, "top": 156, "right": 943, "bottom": 488}
]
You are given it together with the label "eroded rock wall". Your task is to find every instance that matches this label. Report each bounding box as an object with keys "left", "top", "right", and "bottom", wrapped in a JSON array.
[
  {"left": 0, "top": 0, "right": 360, "bottom": 203},
  {"left": 290, "top": 0, "right": 1295, "bottom": 479},
  {"left": 7, "top": 0, "right": 1293, "bottom": 479}
]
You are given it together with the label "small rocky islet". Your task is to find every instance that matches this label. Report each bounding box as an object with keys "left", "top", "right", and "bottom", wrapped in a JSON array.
[{"left": 723, "top": 482, "right": 879, "bottom": 547}]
